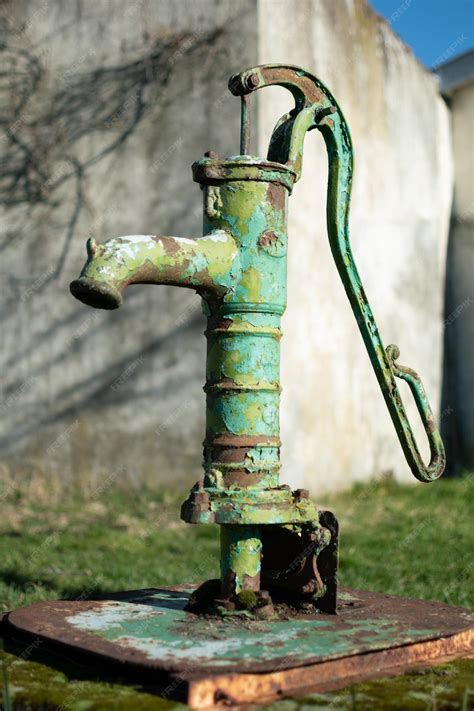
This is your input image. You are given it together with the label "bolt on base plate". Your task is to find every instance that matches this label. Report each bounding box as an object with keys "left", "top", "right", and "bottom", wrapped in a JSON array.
[{"left": 3, "top": 585, "right": 473, "bottom": 708}]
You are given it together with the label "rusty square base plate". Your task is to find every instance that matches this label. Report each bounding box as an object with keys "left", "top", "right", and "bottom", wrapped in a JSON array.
[{"left": 4, "top": 585, "right": 474, "bottom": 707}]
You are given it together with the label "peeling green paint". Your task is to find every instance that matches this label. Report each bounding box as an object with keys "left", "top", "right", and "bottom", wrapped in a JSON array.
[{"left": 71, "top": 231, "right": 241, "bottom": 308}]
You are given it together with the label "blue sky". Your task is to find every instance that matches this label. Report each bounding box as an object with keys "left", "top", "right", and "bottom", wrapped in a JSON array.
[{"left": 369, "top": 0, "right": 474, "bottom": 67}]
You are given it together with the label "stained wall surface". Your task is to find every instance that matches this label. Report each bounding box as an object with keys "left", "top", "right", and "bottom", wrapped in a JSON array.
[{"left": 0, "top": 0, "right": 453, "bottom": 494}]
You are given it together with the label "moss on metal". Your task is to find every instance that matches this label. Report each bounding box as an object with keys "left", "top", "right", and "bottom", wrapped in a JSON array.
[
  {"left": 0, "top": 650, "right": 179, "bottom": 710},
  {"left": 2, "top": 649, "right": 473, "bottom": 710}
]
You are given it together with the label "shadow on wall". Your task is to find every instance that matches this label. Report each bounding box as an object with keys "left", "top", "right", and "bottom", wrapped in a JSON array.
[
  {"left": 0, "top": 16, "right": 238, "bottom": 487},
  {"left": 441, "top": 217, "right": 474, "bottom": 476},
  {"left": 0, "top": 26, "right": 222, "bottom": 281},
  {"left": 0, "top": 305, "right": 204, "bottom": 454}
]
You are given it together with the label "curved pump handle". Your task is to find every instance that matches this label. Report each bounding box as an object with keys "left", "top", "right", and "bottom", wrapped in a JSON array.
[
  {"left": 229, "top": 64, "right": 336, "bottom": 178},
  {"left": 229, "top": 64, "right": 446, "bottom": 482}
]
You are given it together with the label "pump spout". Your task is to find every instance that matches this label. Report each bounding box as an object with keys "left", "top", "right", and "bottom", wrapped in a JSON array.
[{"left": 70, "top": 231, "right": 239, "bottom": 309}]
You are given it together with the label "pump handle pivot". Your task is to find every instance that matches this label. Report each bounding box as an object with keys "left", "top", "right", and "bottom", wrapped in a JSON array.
[{"left": 229, "top": 64, "right": 445, "bottom": 482}]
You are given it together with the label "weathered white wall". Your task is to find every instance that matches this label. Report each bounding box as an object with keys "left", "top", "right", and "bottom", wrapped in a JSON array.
[
  {"left": 258, "top": 0, "right": 452, "bottom": 490},
  {"left": 0, "top": 0, "right": 453, "bottom": 495}
]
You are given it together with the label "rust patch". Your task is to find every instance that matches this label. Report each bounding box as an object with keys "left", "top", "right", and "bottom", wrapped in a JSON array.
[
  {"left": 163, "top": 238, "right": 181, "bottom": 257},
  {"left": 212, "top": 448, "right": 252, "bottom": 464},
  {"left": 242, "top": 572, "right": 261, "bottom": 592},
  {"left": 258, "top": 230, "right": 279, "bottom": 250},
  {"left": 223, "top": 470, "right": 271, "bottom": 488},
  {"left": 205, "top": 434, "right": 281, "bottom": 448},
  {"left": 206, "top": 317, "right": 234, "bottom": 332},
  {"left": 266, "top": 182, "right": 285, "bottom": 212}
]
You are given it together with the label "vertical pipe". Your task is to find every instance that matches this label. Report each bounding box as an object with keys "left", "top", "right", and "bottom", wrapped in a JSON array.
[
  {"left": 220, "top": 525, "right": 262, "bottom": 598},
  {"left": 240, "top": 94, "right": 250, "bottom": 155},
  {"left": 198, "top": 175, "right": 290, "bottom": 602},
  {"left": 204, "top": 311, "right": 282, "bottom": 490}
]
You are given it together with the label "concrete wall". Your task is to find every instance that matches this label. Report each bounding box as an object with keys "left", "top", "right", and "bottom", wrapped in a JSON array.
[
  {"left": 441, "top": 75, "right": 474, "bottom": 473},
  {"left": 259, "top": 0, "right": 452, "bottom": 490},
  {"left": 0, "top": 0, "right": 452, "bottom": 495}
]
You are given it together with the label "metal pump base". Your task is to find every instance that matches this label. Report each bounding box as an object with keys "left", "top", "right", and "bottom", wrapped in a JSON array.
[{"left": 3, "top": 586, "right": 473, "bottom": 708}]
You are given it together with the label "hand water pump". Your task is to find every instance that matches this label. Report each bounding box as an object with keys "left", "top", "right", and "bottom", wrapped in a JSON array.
[{"left": 70, "top": 64, "right": 445, "bottom": 617}]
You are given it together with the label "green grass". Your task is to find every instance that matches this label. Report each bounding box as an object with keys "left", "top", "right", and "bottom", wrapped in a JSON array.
[
  {"left": 1, "top": 475, "right": 472, "bottom": 612},
  {"left": 0, "top": 487, "right": 220, "bottom": 612},
  {"left": 0, "top": 474, "right": 473, "bottom": 709},
  {"left": 325, "top": 473, "right": 474, "bottom": 610},
  {"left": 1, "top": 660, "right": 12, "bottom": 711}
]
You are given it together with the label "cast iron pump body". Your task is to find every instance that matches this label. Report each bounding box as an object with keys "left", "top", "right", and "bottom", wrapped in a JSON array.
[{"left": 70, "top": 65, "right": 445, "bottom": 616}]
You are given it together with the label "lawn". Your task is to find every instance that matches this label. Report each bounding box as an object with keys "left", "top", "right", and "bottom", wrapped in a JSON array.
[{"left": 0, "top": 474, "right": 473, "bottom": 709}]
